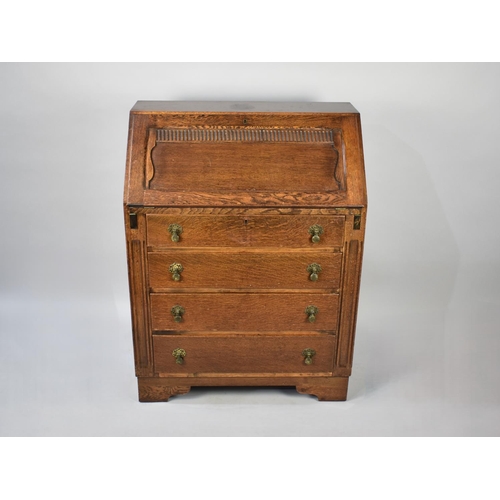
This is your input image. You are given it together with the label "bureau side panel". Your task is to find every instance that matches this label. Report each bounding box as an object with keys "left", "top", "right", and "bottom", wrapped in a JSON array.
[{"left": 124, "top": 114, "right": 150, "bottom": 205}]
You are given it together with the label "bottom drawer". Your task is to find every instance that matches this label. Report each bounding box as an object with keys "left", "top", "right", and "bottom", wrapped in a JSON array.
[{"left": 153, "top": 334, "right": 336, "bottom": 375}]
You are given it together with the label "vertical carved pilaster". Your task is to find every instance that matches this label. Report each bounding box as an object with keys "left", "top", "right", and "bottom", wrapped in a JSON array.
[
  {"left": 337, "top": 214, "right": 365, "bottom": 370},
  {"left": 126, "top": 211, "right": 153, "bottom": 376}
]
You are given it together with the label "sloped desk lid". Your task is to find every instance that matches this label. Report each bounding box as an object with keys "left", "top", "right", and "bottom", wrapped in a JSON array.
[{"left": 124, "top": 101, "right": 366, "bottom": 207}]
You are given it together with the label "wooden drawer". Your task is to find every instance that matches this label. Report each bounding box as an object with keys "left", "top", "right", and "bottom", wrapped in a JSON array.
[
  {"left": 146, "top": 215, "right": 345, "bottom": 248},
  {"left": 150, "top": 293, "right": 339, "bottom": 332},
  {"left": 148, "top": 251, "right": 342, "bottom": 290},
  {"left": 153, "top": 334, "right": 336, "bottom": 374}
]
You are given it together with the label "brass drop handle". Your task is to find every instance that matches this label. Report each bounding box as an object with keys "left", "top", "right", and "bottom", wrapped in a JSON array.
[
  {"left": 169, "top": 262, "right": 184, "bottom": 281},
  {"left": 168, "top": 223, "right": 183, "bottom": 242},
  {"left": 171, "top": 305, "right": 185, "bottom": 323},
  {"left": 302, "top": 348, "right": 316, "bottom": 365},
  {"left": 172, "top": 348, "right": 186, "bottom": 365},
  {"left": 307, "top": 263, "right": 322, "bottom": 282},
  {"left": 309, "top": 224, "right": 324, "bottom": 243},
  {"left": 305, "top": 305, "right": 318, "bottom": 323}
]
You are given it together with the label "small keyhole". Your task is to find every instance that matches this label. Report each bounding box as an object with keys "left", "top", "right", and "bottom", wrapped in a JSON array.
[
  {"left": 243, "top": 119, "right": 248, "bottom": 124},
  {"left": 244, "top": 219, "right": 248, "bottom": 225}
]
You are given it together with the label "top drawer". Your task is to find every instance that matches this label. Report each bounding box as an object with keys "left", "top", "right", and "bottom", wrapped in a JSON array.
[{"left": 146, "top": 215, "right": 345, "bottom": 248}]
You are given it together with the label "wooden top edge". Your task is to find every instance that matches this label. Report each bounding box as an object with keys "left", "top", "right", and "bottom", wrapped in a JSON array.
[
  {"left": 125, "top": 203, "right": 366, "bottom": 210},
  {"left": 130, "top": 101, "right": 360, "bottom": 114}
]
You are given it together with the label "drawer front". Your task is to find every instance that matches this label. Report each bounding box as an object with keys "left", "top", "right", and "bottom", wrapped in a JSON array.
[
  {"left": 148, "top": 251, "right": 342, "bottom": 290},
  {"left": 151, "top": 293, "right": 339, "bottom": 332},
  {"left": 153, "top": 334, "right": 336, "bottom": 374},
  {"left": 146, "top": 215, "right": 345, "bottom": 248}
]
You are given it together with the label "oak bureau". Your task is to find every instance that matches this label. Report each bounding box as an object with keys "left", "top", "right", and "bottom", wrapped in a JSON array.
[{"left": 124, "top": 101, "right": 367, "bottom": 401}]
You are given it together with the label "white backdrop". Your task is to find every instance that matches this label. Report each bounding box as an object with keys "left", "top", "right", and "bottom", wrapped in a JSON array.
[{"left": 1, "top": 63, "right": 499, "bottom": 436}]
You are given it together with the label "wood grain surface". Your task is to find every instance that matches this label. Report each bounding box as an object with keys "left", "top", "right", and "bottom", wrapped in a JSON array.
[
  {"left": 142, "top": 189, "right": 349, "bottom": 207},
  {"left": 150, "top": 142, "right": 341, "bottom": 193},
  {"left": 137, "top": 375, "right": 349, "bottom": 401},
  {"left": 147, "top": 250, "right": 342, "bottom": 290},
  {"left": 131, "top": 101, "right": 359, "bottom": 114},
  {"left": 146, "top": 214, "right": 345, "bottom": 248},
  {"left": 124, "top": 110, "right": 366, "bottom": 208},
  {"left": 150, "top": 292, "right": 339, "bottom": 332},
  {"left": 153, "top": 334, "right": 336, "bottom": 374}
]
